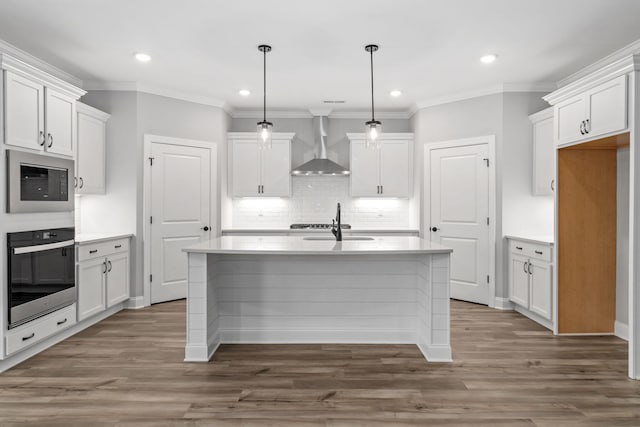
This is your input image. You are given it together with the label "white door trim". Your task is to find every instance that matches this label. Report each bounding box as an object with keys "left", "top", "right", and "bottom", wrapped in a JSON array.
[
  {"left": 143, "top": 134, "right": 218, "bottom": 307},
  {"left": 424, "top": 135, "right": 497, "bottom": 308}
]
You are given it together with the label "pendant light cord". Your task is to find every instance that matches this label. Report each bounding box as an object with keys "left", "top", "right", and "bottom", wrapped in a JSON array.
[
  {"left": 370, "top": 48, "right": 375, "bottom": 122},
  {"left": 263, "top": 48, "right": 267, "bottom": 122}
]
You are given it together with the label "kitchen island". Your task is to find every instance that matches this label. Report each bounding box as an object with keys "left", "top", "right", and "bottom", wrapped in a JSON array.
[{"left": 182, "top": 236, "right": 453, "bottom": 363}]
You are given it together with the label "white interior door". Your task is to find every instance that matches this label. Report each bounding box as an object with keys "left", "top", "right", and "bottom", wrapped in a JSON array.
[
  {"left": 429, "top": 143, "right": 490, "bottom": 305},
  {"left": 150, "top": 142, "right": 211, "bottom": 304}
]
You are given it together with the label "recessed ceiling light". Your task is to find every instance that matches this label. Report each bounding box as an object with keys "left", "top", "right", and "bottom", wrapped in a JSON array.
[
  {"left": 390, "top": 90, "right": 402, "bottom": 97},
  {"left": 135, "top": 53, "right": 152, "bottom": 62},
  {"left": 480, "top": 54, "right": 497, "bottom": 64},
  {"left": 239, "top": 89, "right": 251, "bottom": 97}
]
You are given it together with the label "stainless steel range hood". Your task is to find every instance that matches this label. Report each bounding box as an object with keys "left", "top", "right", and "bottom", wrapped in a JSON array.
[{"left": 291, "top": 116, "right": 350, "bottom": 176}]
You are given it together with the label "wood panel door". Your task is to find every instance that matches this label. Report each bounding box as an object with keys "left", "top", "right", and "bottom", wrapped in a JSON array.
[
  {"left": 150, "top": 142, "right": 211, "bottom": 303},
  {"left": 430, "top": 143, "right": 490, "bottom": 305}
]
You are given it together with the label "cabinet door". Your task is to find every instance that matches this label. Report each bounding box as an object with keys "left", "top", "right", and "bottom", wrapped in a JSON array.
[
  {"left": 555, "top": 94, "right": 586, "bottom": 146},
  {"left": 509, "top": 254, "right": 530, "bottom": 308},
  {"left": 586, "top": 74, "right": 627, "bottom": 139},
  {"left": 45, "top": 88, "right": 76, "bottom": 157},
  {"left": 350, "top": 140, "right": 380, "bottom": 197},
  {"left": 231, "top": 139, "right": 261, "bottom": 197},
  {"left": 532, "top": 117, "right": 555, "bottom": 196},
  {"left": 106, "top": 252, "right": 129, "bottom": 307},
  {"left": 529, "top": 259, "right": 552, "bottom": 320},
  {"left": 78, "top": 257, "right": 106, "bottom": 321},
  {"left": 4, "top": 71, "right": 45, "bottom": 150},
  {"left": 379, "top": 140, "right": 410, "bottom": 198},
  {"left": 77, "top": 112, "right": 106, "bottom": 194},
  {"left": 261, "top": 140, "right": 291, "bottom": 197}
]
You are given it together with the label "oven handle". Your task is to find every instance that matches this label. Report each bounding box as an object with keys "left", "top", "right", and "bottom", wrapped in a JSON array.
[{"left": 13, "top": 240, "right": 75, "bottom": 255}]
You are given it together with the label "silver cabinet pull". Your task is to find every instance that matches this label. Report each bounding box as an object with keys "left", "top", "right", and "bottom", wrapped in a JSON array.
[
  {"left": 535, "top": 250, "right": 543, "bottom": 255},
  {"left": 107, "top": 260, "right": 112, "bottom": 272},
  {"left": 515, "top": 246, "right": 523, "bottom": 250},
  {"left": 103, "top": 261, "right": 107, "bottom": 274},
  {"left": 551, "top": 179, "right": 555, "bottom": 191},
  {"left": 585, "top": 118, "right": 590, "bottom": 133},
  {"left": 79, "top": 177, "right": 84, "bottom": 189},
  {"left": 74, "top": 177, "right": 78, "bottom": 188},
  {"left": 39, "top": 131, "right": 46, "bottom": 146},
  {"left": 114, "top": 244, "right": 122, "bottom": 249},
  {"left": 22, "top": 332, "right": 35, "bottom": 341},
  {"left": 528, "top": 262, "right": 533, "bottom": 275},
  {"left": 47, "top": 133, "right": 53, "bottom": 148},
  {"left": 89, "top": 249, "right": 98, "bottom": 254},
  {"left": 57, "top": 318, "right": 68, "bottom": 326},
  {"left": 580, "top": 121, "right": 585, "bottom": 135},
  {"left": 523, "top": 261, "right": 528, "bottom": 273},
  {"left": 380, "top": 185, "right": 383, "bottom": 194}
]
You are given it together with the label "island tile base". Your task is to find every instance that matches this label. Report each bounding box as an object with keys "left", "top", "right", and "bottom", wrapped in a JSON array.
[{"left": 185, "top": 252, "right": 452, "bottom": 363}]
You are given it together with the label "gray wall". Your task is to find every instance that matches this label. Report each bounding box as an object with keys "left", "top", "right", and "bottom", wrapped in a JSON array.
[
  {"left": 80, "top": 91, "right": 230, "bottom": 298},
  {"left": 230, "top": 117, "right": 411, "bottom": 170},
  {"left": 617, "top": 148, "right": 630, "bottom": 327},
  {"left": 411, "top": 92, "right": 552, "bottom": 300}
]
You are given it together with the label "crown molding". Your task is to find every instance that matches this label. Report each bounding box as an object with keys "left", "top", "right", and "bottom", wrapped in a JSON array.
[
  {"left": 557, "top": 38, "right": 640, "bottom": 88},
  {"left": 230, "top": 109, "right": 412, "bottom": 120},
  {"left": 544, "top": 55, "right": 640, "bottom": 105},
  {"left": 83, "top": 80, "right": 232, "bottom": 113},
  {"left": 528, "top": 106, "right": 553, "bottom": 123},
  {"left": 0, "top": 39, "right": 83, "bottom": 88},
  {"left": 0, "top": 54, "right": 85, "bottom": 99},
  {"left": 77, "top": 101, "right": 111, "bottom": 121},
  {"left": 414, "top": 83, "right": 555, "bottom": 111}
]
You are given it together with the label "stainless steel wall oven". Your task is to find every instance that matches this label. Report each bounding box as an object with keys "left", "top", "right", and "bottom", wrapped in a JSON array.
[{"left": 7, "top": 228, "right": 76, "bottom": 328}]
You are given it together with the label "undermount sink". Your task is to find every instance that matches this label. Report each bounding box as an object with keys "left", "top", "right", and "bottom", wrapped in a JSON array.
[{"left": 303, "top": 236, "right": 375, "bottom": 241}]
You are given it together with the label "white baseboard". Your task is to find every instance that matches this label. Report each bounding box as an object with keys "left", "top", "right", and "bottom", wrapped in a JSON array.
[
  {"left": 125, "top": 296, "right": 146, "bottom": 309},
  {"left": 492, "top": 297, "right": 514, "bottom": 310},
  {"left": 219, "top": 329, "right": 416, "bottom": 344},
  {"left": 0, "top": 303, "right": 124, "bottom": 373},
  {"left": 514, "top": 305, "right": 553, "bottom": 331},
  {"left": 615, "top": 321, "right": 629, "bottom": 341},
  {"left": 417, "top": 343, "right": 452, "bottom": 362}
]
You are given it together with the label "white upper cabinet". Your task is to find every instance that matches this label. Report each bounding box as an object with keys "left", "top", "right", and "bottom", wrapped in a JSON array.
[
  {"left": 348, "top": 134, "right": 413, "bottom": 198},
  {"left": 554, "top": 74, "right": 627, "bottom": 147},
  {"left": 45, "top": 88, "right": 76, "bottom": 156},
  {"left": 228, "top": 132, "right": 294, "bottom": 197},
  {"left": 76, "top": 102, "right": 110, "bottom": 194},
  {"left": 2, "top": 56, "right": 85, "bottom": 157},
  {"left": 4, "top": 71, "right": 45, "bottom": 150},
  {"left": 529, "top": 108, "right": 555, "bottom": 196}
]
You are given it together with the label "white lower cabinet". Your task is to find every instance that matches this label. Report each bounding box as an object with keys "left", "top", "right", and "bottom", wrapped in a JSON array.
[
  {"left": 77, "top": 257, "right": 107, "bottom": 321},
  {"left": 5, "top": 304, "right": 76, "bottom": 356},
  {"left": 507, "top": 238, "right": 554, "bottom": 329},
  {"left": 77, "top": 237, "right": 130, "bottom": 321}
]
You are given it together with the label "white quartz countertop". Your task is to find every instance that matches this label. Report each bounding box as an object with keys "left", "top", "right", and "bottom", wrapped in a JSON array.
[
  {"left": 75, "top": 233, "right": 133, "bottom": 245},
  {"left": 504, "top": 234, "right": 554, "bottom": 245},
  {"left": 183, "top": 236, "right": 452, "bottom": 255},
  {"left": 222, "top": 228, "right": 420, "bottom": 234}
]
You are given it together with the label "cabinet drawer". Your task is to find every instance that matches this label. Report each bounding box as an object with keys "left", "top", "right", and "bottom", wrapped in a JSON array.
[
  {"left": 509, "top": 240, "right": 552, "bottom": 263},
  {"left": 77, "top": 238, "right": 129, "bottom": 261},
  {"left": 5, "top": 304, "right": 76, "bottom": 356}
]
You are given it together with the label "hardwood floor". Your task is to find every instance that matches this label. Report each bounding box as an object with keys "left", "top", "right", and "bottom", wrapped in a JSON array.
[{"left": 1, "top": 300, "right": 638, "bottom": 426}]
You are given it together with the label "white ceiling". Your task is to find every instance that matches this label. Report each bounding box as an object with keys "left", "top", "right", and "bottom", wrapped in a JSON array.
[{"left": 1, "top": 0, "right": 639, "bottom": 113}]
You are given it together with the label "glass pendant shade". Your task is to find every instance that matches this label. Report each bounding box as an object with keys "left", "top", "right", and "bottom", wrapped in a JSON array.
[
  {"left": 257, "top": 120, "right": 273, "bottom": 149},
  {"left": 365, "top": 120, "right": 382, "bottom": 149}
]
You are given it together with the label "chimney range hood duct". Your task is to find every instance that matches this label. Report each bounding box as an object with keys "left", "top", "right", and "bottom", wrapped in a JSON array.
[{"left": 291, "top": 116, "right": 350, "bottom": 176}]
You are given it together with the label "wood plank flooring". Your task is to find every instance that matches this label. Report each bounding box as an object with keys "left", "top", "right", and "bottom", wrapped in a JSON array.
[{"left": 0, "top": 300, "right": 638, "bottom": 426}]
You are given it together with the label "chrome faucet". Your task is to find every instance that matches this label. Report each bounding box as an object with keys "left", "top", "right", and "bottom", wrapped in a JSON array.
[{"left": 331, "top": 203, "right": 343, "bottom": 241}]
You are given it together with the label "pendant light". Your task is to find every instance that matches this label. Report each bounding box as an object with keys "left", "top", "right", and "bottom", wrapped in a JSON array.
[
  {"left": 257, "top": 44, "right": 273, "bottom": 149},
  {"left": 365, "top": 44, "right": 382, "bottom": 149}
]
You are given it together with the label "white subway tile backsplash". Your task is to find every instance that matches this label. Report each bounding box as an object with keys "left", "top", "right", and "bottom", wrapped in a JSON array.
[{"left": 231, "top": 177, "right": 410, "bottom": 228}]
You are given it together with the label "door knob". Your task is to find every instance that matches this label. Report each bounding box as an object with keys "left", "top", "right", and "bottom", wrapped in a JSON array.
[
  {"left": 431, "top": 227, "right": 440, "bottom": 232},
  {"left": 201, "top": 226, "right": 210, "bottom": 231}
]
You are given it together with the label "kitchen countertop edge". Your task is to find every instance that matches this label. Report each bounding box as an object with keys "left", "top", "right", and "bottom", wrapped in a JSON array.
[{"left": 75, "top": 233, "right": 134, "bottom": 245}]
